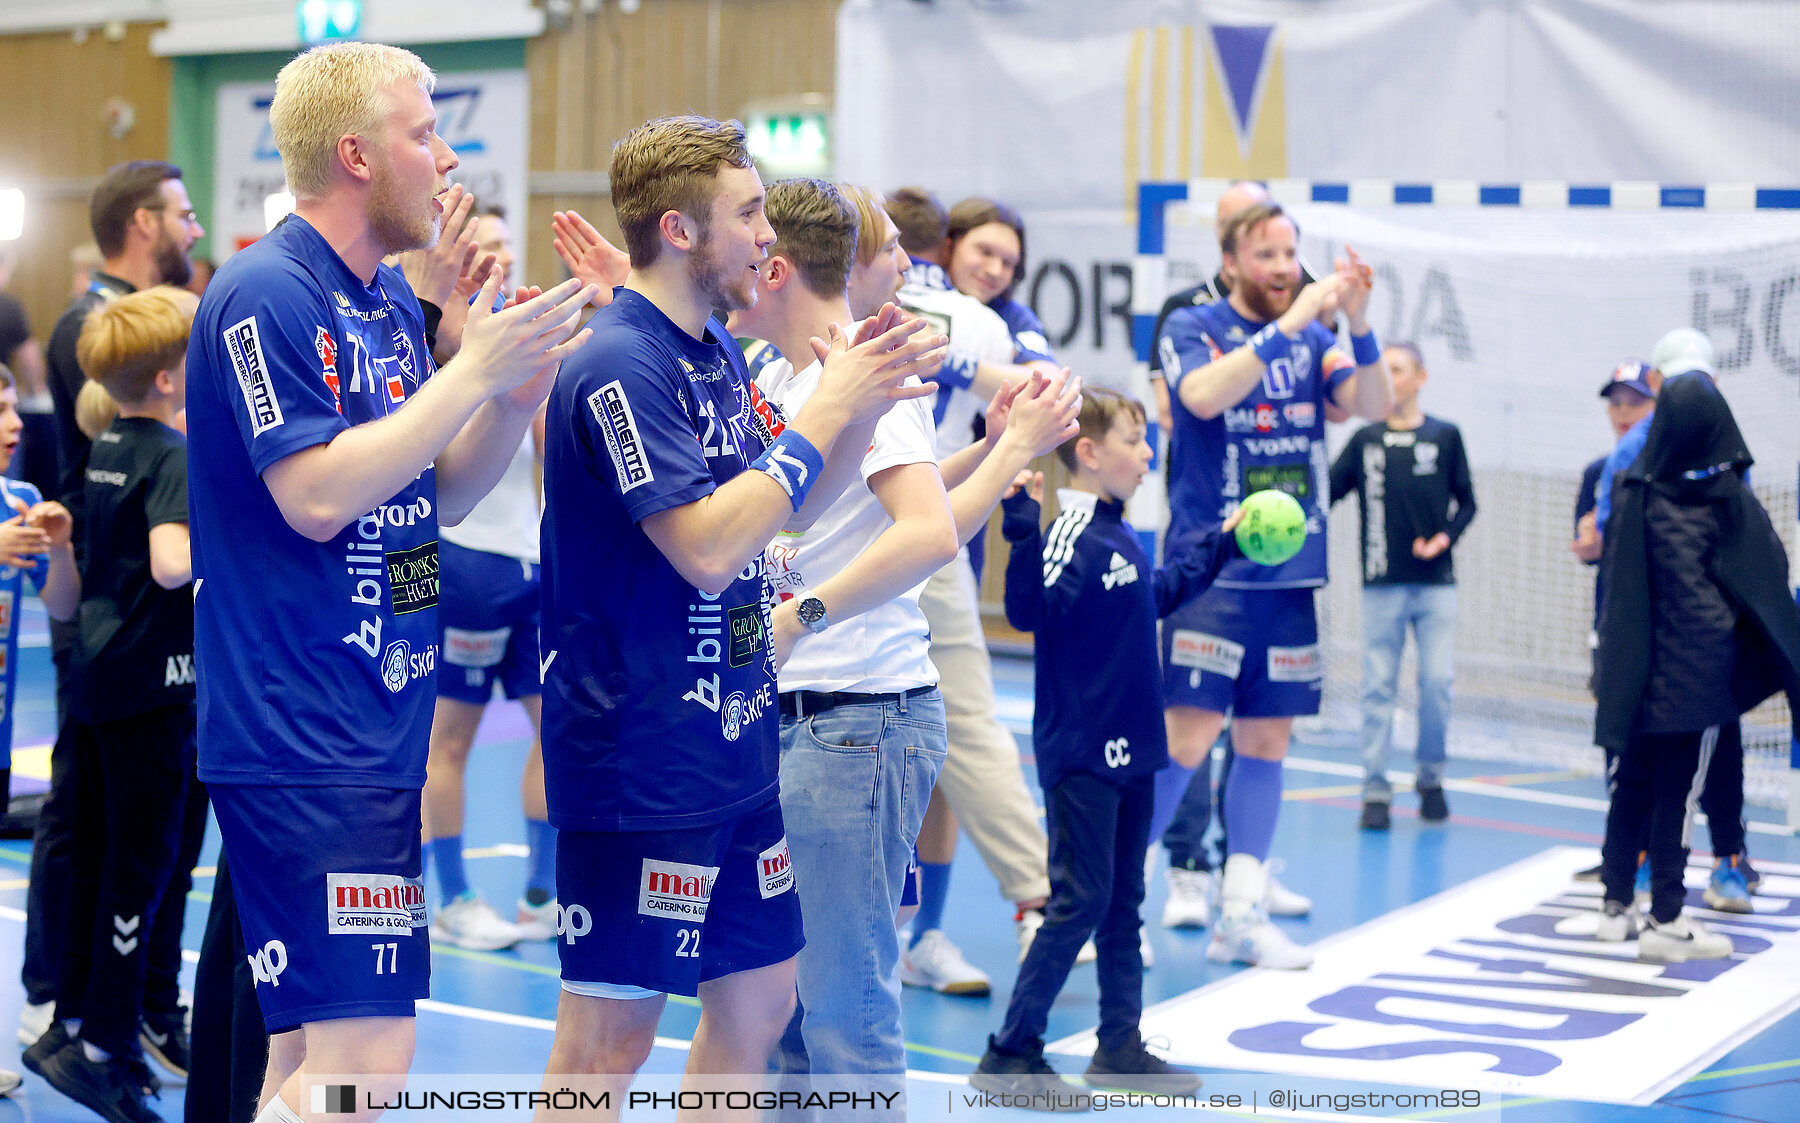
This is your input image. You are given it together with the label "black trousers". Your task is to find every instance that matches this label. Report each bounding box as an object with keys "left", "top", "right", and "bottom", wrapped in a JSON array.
[
  {"left": 22, "top": 617, "right": 79, "bottom": 1005},
  {"left": 1600, "top": 718, "right": 1745, "bottom": 863},
  {"left": 187, "top": 850, "right": 269, "bottom": 1123},
  {"left": 55, "top": 705, "right": 198, "bottom": 1057},
  {"left": 1162, "top": 736, "right": 1232, "bottom": 871},
  {"left": 1601, "top": 727, "right": 1716, "bottom": 924},
  {"left": 996, "top": 773, "right": 1152, "bottom": 1055}
]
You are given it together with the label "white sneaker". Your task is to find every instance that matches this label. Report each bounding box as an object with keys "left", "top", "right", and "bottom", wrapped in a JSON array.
[
  {"left": 430, "top": 893, "right": 524, "bottom": 951},
  {"left": 15, "top": 1001, "right": 50, "bottom": 1047},
  {"left": 1638, "top": 913, "right": 1733, "bottom": 963},
  {"left": 1595, "top": 900, "right": 1640, "bottom": 942},
  {"left": 1015, "top": 909, "right": 1096, "bottom": 964},
  {"left": 1207, "top": 911, "right": 1314, "bottom": 969},
  {"left": 516, "top": 897, "right": 558, "bottom": 941},
  {"left": 901, "top": 929, "right": 991, "bottom": 995},
  {"left": 1161, "top": 868, "right": 1213, "bottom": 929},
  {"left": 1263, "top": 860, "right": 1312, "bottom": 917}
]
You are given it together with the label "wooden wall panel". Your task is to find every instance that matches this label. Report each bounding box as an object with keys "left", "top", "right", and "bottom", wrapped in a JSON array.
[
  {"left": 0, "top": 24, "right": 170, "bottom": 351},
  {"left": 525, "top": 0, "right": 838, "bottom": 260}
]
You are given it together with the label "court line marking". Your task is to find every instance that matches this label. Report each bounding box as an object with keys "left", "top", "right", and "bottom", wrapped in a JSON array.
[{"left": 1285, "top": 756, "right": 1790, "bottom": 837}]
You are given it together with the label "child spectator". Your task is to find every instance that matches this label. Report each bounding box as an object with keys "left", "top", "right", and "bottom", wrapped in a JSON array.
[
  {"left": 26, "top": 286, "right": 201, "bottom": 1115},
  {"left": 973, "top": 388, "right": 1238, "bottom": 1097}
]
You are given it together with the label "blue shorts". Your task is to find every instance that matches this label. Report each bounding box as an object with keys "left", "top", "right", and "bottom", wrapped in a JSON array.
[
  {"left": 210, "top": 784, "right": 429, "bottom": 1034},
  {"left": 554, "top": 796, "right": 803, "bottom": 997},
  {"left": 1161, "top": 586, "right": 1322, "bottom": 718},
  {"left": 437, "top": 541, "right": 541, "bottom": 705}
]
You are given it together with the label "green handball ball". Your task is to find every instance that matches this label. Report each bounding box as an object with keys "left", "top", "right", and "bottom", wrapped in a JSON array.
[{"left": 1234, "top": 489, "right": 1308, "bottom": 566}]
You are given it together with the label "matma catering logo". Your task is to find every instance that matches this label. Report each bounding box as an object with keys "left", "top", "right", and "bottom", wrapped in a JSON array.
[{"left": 638, "top": 859, "right": 719, "bottom": 921}]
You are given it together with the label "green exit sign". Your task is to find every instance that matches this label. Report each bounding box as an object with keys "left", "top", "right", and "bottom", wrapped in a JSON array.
[
  {"left": 297, "top": 0, "right": 362, "bottom": 44},
  {"left": 746, "top": 111, "right": 830, "bottom": 173}
]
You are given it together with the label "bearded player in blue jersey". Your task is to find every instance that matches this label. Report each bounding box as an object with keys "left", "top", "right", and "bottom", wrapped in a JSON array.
[
  {"left": 187, "top": 42, "right": 597, "bottom": 1121},
  {"left": 536, "top": 116, "right": 944, "bottom": 1107},
  {"left": 1157, "top": 201, "right": 1389, "bottom": 969}
]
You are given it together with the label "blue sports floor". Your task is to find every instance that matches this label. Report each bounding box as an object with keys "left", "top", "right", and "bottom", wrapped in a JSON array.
[{"left": 2, "top": 594, "right": 1797, "bottom": 1121}]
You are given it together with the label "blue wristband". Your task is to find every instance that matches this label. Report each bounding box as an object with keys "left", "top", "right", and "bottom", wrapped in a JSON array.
[
  {"left": 1250, "top": 325, "right": 1292, "bottom": 367},
  {"left": 1351, "top": 330, "right": 1382, "bottom": 366},
  {"left": 751, "top": 429, "right": 826, "bottom": 512}
]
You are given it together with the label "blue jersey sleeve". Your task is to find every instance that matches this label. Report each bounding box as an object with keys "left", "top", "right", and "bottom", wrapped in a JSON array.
[
  {"left": 1000, "top": 300, "right": 1057, "bottom": 365},
  {"left": 1157, "top": 305, "right": 1224, "bottom": 407},
  {"left": 1310, "top": 322, "right": 1356, "bottom": 402},
  {"left": 200, "top": 264, "right": 350, "bottom": 474},
  {"left": 568, "top": 339, "right": 716, "bottom": 525}
]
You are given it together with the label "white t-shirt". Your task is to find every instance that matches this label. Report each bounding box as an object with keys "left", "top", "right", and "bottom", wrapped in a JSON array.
[
  {"left": 894, "top": 281, "right": 1016, "bottom": 458},
  {"left": 756, "top": 354, "right": 940, "bottom": 694},
  {"left": 441, "top": 431, "right": 540, "bottom": 562}
]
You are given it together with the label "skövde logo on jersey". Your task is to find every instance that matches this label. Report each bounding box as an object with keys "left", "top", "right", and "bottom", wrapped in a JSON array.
[
  {"left": 327, "top": 873, "right": 427, "bottom": 934},
  {"left": 638, "top": 859, "right": 719, "bottom": 921},
  {"left": 248, "top": 939, "right": 288, "bottom": 987}
]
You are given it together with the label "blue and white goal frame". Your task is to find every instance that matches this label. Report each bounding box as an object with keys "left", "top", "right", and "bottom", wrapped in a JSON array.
[{"left": 1130, "top": 178, "right": 1800, "bottom": 830}]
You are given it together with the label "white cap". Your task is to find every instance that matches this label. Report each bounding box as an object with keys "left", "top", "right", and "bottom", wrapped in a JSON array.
[{"left": 1650, "top": 327, "right": 1715, "bottom": 378}]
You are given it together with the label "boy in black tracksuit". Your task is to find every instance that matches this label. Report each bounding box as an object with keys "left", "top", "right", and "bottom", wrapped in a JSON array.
[
  {"left": 32, "top": 286, "right": 202, "bottom": 1120},
  {"left": 1594, "top": 374, "right": 1800, "bottom": 962},
  {"left": 973, "top": 389, "right": 1238, "bottom": 1101}
]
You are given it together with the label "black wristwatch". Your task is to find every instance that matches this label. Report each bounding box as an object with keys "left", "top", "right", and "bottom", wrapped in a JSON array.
[{"left": 796, "top": 595, "right": 830, "bottom": 635}]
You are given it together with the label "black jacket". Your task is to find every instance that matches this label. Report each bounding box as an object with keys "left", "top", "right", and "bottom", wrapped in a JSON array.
[{"left": 1594, "top": 375, "right": 1800, "bottom": 748}]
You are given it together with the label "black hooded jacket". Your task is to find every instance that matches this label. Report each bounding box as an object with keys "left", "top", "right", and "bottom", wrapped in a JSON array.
[{"left": 1593, "top": 375, "right": 1800, "bottom": 749}]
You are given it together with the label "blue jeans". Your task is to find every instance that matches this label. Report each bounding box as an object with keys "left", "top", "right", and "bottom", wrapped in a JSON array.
[
  {"left": 1360, "top": 584, "right": 1456, "bottom": 802},
  {"left": 774, "top": 689, "right": 946, "bottom": 1094}
]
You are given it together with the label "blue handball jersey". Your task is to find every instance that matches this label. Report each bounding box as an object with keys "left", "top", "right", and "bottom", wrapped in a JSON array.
[
  {"left": 541, "top": 289, "right": 786, "bottom": 832},
  {"left": 0, "top": 477, "right": 46, "bottom": 756},
  {"left": 1159, "top": 300, "right": 1354, "bottom": 589},
  {"left": 188, "top": 215, "right": 441, "bottom": 788}
]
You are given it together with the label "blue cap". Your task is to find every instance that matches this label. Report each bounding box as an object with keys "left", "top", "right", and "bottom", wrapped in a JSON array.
[{"left": 1599, "top": 360, "right": 1656, "bottom": 400}]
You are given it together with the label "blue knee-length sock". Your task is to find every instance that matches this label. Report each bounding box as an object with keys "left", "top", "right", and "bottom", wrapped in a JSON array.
[
  {"left": 910, "top": 861, "right": 953, "bottom": 946},
  {"left": 525, "top": 818, "right": 558, "bottom": 906},
  {"left": 1149, "top": 760, "right": 1197, "bottom": 854},
  {"left": 430, "top": 835, "right": 469, "bottom": 905},
  {"left": 1221, "top": 756, "right": 1283, "bottom": 862}
]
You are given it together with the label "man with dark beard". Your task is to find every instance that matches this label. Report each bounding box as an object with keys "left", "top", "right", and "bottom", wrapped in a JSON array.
[
  {"left": 185, "top": 42, "right": 597, "bottom": 1122},
  {"left": 19, "top": 159, "right": 205, "bottom": 1064},
  {"left": 1155, "top": 202, "right": 1388, "bottom": 969}
]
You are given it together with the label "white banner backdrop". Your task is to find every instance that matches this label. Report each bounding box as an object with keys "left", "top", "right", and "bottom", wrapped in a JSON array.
[
  {"left": 213, "top": 70, "right": 529, "bottom": 275},
  {"left": 1051, "top": 849, "right": 1800, "bottom": 1106},
  {"left": 837, "top": 0, "right": 1800, "bottom": 211}
]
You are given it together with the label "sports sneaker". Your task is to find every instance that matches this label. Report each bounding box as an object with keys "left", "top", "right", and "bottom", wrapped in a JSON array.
[
  {"left": 1742, "top": 858, "right": 1762, "bottom": 893},
  {"left": 1084, "top": 1034, "right": 1201, "bottom": 1095},
  {"left": 515, "top": 897, "right": 559, "bottom": 941},
  {"left": 22, "top": 1019, "right": 71, "bottom": 1077},
  {"left": 1638, "top": 913, "right": 1733, "bottom": 963},
  {"left": 970, "top": 1037, "right": 1089, "bottom": 1109},
  {"left": 38, "top": 1042, "right": 164, "bottom": 1123},
  {"left": 1595, "top": 899, "right": 1640, "bottom": 942},
  {"left": 17, "top": 999, "right": 52, "bottom": 1047},
  {"left": 1703, "top": 859, "right": 1753, "bottom": 914},
  {"left": 430, "top": 893, "right": 523, "bottom": 952},
  {"left": 1633, "top": 854, "right": 1651, "bottom": 911},
  {"left": 0, "top": 1067, "right": 17, "bottom": 1096},
  {"left": 1359, "top": 801, "right": 1391, "bottom": 831},
  {"left": 1014, "top": 909, "right": 1096, "bottom": 964},
  {"left": 1573, "top": 862, "right": 1604, "bottom": 882},
  {"left": 900, "top": 929, "right": 991, "bottom": 996},
  {"left": 1263, "top": 860, "right": 1312, "bottom": 917},
  {"left": 139, "top": 1007, "right": 190, "bottom": 1080},
  {"left": 1161, "top": 867, "right": 1213, "bottom": 929},
  {"left": 1418, "top": 785, "right": 1449, "bottom": 823},
  {"left": 1207, "top": 911, "right": 1314, "bottom": 970}
]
